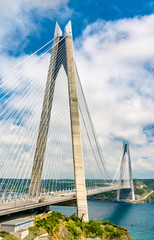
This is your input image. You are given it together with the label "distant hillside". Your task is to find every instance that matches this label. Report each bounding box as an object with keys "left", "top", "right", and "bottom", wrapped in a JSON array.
[
  {"left": 88, "top": 179, "right": 154, "bottom": 203},
  {"left": 88, "top": 190, "right": 117, "bottom": 201},
  {"left": 134, "top": 179, "right": 154, "bottom": 203}
]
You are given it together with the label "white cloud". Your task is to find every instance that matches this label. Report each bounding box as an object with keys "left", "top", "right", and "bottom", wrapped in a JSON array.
[
  {"left": 0, "top": 0, "right": 70, "bottom": 53},
  {"left": 1, "top": 7, "right": 154, "bottom": 185},
  {"left": 74, "top": 14, "right": 154, "bottom": 176}
]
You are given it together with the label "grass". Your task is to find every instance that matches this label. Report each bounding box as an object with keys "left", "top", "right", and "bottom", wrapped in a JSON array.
[{"left": 0, "top": 231, "right": 18, "bottom": 240}]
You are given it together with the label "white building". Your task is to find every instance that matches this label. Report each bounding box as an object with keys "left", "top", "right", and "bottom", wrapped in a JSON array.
[{"left": 1, "top": 217, "right": 34, "bottom": 233}]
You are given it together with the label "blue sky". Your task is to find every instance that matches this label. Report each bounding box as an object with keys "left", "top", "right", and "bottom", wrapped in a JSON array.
[
  {"left": 2, "top": 0, "right": 154, "bottom": 55},
  {"left": 0, "top": 0, "right": 154, "bottom": 179}
]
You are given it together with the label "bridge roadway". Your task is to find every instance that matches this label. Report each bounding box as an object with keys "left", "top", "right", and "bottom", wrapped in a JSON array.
[{"left": 0, "top": 185, "right": 129, "bottom": 217}]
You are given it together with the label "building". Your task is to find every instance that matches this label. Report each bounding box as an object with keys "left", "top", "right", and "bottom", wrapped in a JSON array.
[{"left": 1, "top": 217, "right": 34, "bottom": 232}]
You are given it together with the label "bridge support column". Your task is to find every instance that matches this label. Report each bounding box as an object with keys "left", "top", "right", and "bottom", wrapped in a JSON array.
[
  {"left": 29, "top": 23, "right": 62, "bottom": 195},
  {"left": 117, "top": 143, "right": 135, "bottom": 202},
  {"left": 65, "top": 21, "right": 88, "bottom": 222},
  {"left": 29, "top": 21, "right": 88, "bottom": 221}
]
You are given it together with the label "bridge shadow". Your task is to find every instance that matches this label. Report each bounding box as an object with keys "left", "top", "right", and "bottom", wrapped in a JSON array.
[
  {"left": 103, "top": 202, "right": 133, "bottom": 226},
  {"left": 0, "top": 207, "right": 48, "bottom": 224},
  {"left": 88, "top": 200, "right": 134, "bottom": 226}
]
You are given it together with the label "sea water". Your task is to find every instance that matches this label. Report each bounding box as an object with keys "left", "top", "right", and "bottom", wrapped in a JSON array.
[{"left": 50, "top": 201, "right": 154, "bottom": 240}]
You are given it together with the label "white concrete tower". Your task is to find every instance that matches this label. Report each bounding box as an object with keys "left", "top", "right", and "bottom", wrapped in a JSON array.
[
  {"left": 65, "top": 21, "right": 88, "bottom": 221},
  {"left": 117, "top": 143, "right": 135, "bottom": 202},
  {"left": 29, "top": 22, "right": 62, "bottom": 195},
  {"left": 29, "top": 21, "right": 89, "bottom": 221}
]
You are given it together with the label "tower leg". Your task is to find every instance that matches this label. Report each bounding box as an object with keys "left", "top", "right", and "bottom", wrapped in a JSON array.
[
  {"left": 65, "top": 22, "right": 88, "bottom": 222},
  {"left": 117, "top": 143, "right": 135, "bottom": 202},
  {"left": 29, "top": 24, "right": 62, "bottom": 195}
]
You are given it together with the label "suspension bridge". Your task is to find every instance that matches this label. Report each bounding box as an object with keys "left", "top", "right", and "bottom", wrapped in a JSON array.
[{"left": 0, "top": 21, "right": 135, "bottom": 222}]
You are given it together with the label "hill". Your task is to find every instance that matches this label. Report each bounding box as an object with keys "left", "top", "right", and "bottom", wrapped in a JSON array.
[
  {"left": 88, "top": 179, "right": 154, "bottom": 203},
  {"left": 0, "top": 211, "right": 132, "bottom": 240}
]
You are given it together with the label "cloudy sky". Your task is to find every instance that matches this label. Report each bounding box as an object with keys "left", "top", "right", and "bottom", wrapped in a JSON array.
[{"left": 0, "top": 0, "right": 154, "bottom": 179}]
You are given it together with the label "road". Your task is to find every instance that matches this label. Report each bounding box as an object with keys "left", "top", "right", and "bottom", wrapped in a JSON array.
[
  {"left": 135, "top": 190, "right": 154, "bottom": 201},
  {"left": 141, "top": 190, "right": 154, "bottom": 200},
  {"left": 0, "top": 186, "right": 122, "bottom": 217}
]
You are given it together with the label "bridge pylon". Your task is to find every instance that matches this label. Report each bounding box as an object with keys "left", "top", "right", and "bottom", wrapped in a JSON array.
[
  {"left": 117, "top": 143, "right": 135, "bottom": 202},
  {"left": 29, "top": 21, "right": 88, "bottom": 221}
]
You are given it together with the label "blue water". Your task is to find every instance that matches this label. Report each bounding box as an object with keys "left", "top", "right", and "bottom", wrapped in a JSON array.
[{"left": 50, "top": 201, "right": 154, "bottom": 240}]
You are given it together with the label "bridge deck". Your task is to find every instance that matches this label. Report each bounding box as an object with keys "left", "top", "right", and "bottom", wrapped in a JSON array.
[{"left": 0, "top": 186, "right": 130, "bottom": 217}]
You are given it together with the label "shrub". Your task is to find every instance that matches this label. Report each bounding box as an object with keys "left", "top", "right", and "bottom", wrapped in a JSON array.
[
  {"left": 70, "top": 213, "right": 79, "bottom": 222},
  {"left": 103, "top": 220, "right": 110, "bottom": 225},
  {"left": 116, "top": 225, "right": 127, "bottom": 231},
  {"left": 104, "top": 224, "right": 114, "bottom": 232},
  {"left": 66, "top": 221, "right": 81, "bottom": 238},
  {"left": 0, "top": 231, "right": 9, "bottom": 236},
  {"left": 85, "top": 219, "right": 104, "bottom": 237},
  {"left": 135, "top": 188, "right": 145, "bottom": 195},
  {"left": 29, "top": 226, "right": 38, "bottom": 231},
  {"left": 111, "top": 230, "right": 122, "bottom": 237},
  {"left": 64, "top": 216, "right": 69, "bottom": 222},
  {"left": 35, "top": 211, "right": 62, "bottom": 236},
  {"left": 76, "top": 221, "right": 85, "bottom": 231}
]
